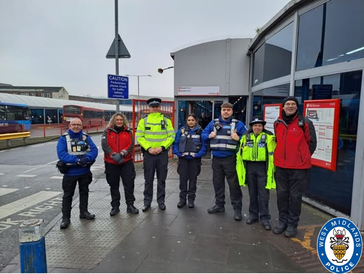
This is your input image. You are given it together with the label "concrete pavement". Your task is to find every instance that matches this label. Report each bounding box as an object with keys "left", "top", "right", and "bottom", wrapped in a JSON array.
[{"left": 2, "top": 157, "right": 363, "bottom": 273}]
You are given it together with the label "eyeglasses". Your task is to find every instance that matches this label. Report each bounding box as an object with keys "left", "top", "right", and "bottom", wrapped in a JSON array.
[{"left": 70, "top": 124, "right": 82, "bottom": 126}]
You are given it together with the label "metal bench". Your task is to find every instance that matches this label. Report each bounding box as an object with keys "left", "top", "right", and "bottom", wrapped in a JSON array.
[{"left": 0, "top": 132, "right": 31, "bottom": 147}]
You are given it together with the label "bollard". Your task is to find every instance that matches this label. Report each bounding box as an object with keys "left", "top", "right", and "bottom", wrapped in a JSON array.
[{"left": 19, "top": 219, "right": 47, "bottom": 273}]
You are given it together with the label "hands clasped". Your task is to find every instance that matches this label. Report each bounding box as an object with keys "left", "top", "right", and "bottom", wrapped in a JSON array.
[
  {"left": 78, "top": 157, "right": 88, "bottom": 166},
  {"left": 111, "top": 152, "right": 124, "bottom": 163}
]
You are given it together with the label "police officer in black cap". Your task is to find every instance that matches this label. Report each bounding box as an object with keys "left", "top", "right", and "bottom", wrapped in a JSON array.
[
  {"left": 236, "top": 117, "right": 276, "bottom": 230},
  {"left": 136, "top": 97, "right": 175, "bottom": 211}
]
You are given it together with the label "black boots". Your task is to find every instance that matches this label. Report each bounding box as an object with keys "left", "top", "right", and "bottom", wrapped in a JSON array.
[{"left": 127, "top": 205, "right": 139, "bottom": 214}]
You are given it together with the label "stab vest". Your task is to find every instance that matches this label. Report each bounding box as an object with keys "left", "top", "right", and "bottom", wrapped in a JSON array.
[
  {"left": 178, "top": 127, "right": 202, "bottom": 153},
  {"left": 63, "top": 132, "right": 90, "bottom": 156},
  {"left": 210, "top": 118, "right": 239, "bottom": 151}
]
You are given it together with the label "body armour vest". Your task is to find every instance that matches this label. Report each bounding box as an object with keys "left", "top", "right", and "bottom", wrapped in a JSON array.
[
  {"left": 178, "top": 127, "right": 202, "bottom": 153},
  {"left": 64, "top": 133, "right": 91, "bottom": 156},
  {"left": 210, "top": 118, "right": 239, "bottom": 151}
]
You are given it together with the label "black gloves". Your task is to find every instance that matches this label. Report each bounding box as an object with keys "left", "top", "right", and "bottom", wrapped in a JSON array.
[{"left": 79, "top": 157, "right": 88, "bottom": 166}]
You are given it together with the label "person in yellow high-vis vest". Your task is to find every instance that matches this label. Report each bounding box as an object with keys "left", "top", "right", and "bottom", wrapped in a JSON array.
[
  {"left": 136, "top": 98, "right": 175, "bottom": 212},
  {"left": 236, "top": 117, "right": 276, "bottom": 230}
]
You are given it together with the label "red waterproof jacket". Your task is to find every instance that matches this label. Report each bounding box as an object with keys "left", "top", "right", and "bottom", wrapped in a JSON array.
[
  {"left": 101, "top": 127, "right": 133, "bottom": 164},
  {"left": 274, "top": 113, "right": 317, "bottom": 169}
]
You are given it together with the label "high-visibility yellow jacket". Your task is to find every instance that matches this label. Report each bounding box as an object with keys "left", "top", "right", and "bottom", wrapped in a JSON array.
[
  {"left": 236, "top": 131, "right": 276, "bottom": 189},
  {"left": 136, "top": 112, "right": 175, "bottom": 150}
]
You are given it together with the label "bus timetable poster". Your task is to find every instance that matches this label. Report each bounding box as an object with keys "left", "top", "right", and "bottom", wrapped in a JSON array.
[
  {"left": 263, "top": 104, "right": 282, "bottom": 134},
  {"left": 303, "top": 99, "right": 340, "bottom": 171}
]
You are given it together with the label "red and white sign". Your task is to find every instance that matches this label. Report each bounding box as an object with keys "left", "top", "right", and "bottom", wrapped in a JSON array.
[{"left": 304, "top": 99, "right": 340, "bottom": 171}]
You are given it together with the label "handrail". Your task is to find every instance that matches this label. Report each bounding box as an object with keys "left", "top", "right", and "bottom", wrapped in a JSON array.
[{"left": 0, "top": 132, "right": 31, "bottom": 141}]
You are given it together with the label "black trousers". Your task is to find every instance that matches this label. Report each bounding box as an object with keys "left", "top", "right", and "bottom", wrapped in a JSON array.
[
  {"left": 177, "top": 157, "right": 201, "bottom": 202},
  {"left": 246, "top": 168, "right": 270, "bottom": 221},
  {"left": 275, "top": 167, "right": 310, "bottom": 227},
  {"left": 62, "top": 171, "right": 92, "bottom": 219},
  {"left": 105, "top": 160, "right": 136, "bottom": 208},
  {"left": 143, "top": 150, "right": 168, "bottom": 205},
  {"left": 212, "top": 155, "right": 242, "bottom": 210}
]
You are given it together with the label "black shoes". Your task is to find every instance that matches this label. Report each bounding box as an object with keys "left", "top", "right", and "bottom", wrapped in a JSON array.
[
  {"left": 110, "top": 207, "right": 120, "bottom": 216},
  {"left": 234, "top": 210, "right": 242, "bottom": 221},
  {"left": 207, "top": 205, "right": 225, "bottom": 214},
  {"left": 262, "top": 221, "right": 272, "bottom": 231},
  {"left": 188, "top": 201, "right": 194, "bottom": 208},
  {"left": 273, "top": 223, "right": 287, "bottom": 234},
  {"left": 127, "top": 205, "right": 139, "bottom": 214},
  {"left": 158, "top": 203, "right": 166, "bottom": 210},
  {"left": 142, "top": 204, "right": 151, "bottom": 212},
  {"left": 246, "top": 217, "right": 259, "bottom": 225},
  {"left": 79, "top": 212, "right": 95, "bottom": 220},
  {"left": 60, "top": 219, "right": 70, "bottom": 229},
  {"left": 177, "top": 201, "right": 186, "bottom": 208},
  {"left": 284, "top": 226, "right": 297, "bottom": 238}
]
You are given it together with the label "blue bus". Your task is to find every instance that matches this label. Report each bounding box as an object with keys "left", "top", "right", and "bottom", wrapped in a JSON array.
[{"left": 0, "top": 102, "right": 31, "bottom": 134}]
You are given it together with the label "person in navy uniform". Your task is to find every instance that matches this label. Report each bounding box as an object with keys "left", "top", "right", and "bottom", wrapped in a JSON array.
[
  {"left": 202, "top": 102, "right": 247, "bottom": 221},
  {"left": 172, "top": 113, "right": 208, "bottom": 208},
  {"left": 56, "top": 118, "right": 98, "bottom": 229}
]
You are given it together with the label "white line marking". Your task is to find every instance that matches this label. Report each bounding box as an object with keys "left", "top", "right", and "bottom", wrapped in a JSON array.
[
  {"left": 50, "top": 176, "right": 63, "bottom": 179},
  {"left": 0, "top": 191, "right": 61, "bottom": 219},
  {"left": 0, "top": 173, "right": 4, "bottom": 175},
  {"left": 0, "top": 188, "right": 19, "bottom": 196},
  {"left": 17, "top": 175, "right": 37, "bottom": 178}
]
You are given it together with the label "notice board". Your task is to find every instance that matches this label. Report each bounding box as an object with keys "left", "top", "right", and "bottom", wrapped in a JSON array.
[
  {"left": 303, "top": 99, "right": 340, "bottom": 171},
  {"left": 263, "top": 104, "right": 282, "bottom": 134}
]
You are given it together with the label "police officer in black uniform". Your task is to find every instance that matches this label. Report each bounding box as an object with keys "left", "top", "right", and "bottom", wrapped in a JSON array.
[{"left": 56, "top": 118, "right": 98, "bottom": 229}]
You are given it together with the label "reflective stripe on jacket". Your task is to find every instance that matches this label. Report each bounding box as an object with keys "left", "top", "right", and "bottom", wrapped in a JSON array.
[
  {"left": 135, "top": 112, "right": 175, "bottom": 150},
  {"left": 172, "top": 125, "right": 207, "bottom": 159},
  {"left": 236, "top": 131, "right": 276, "bottom": 189}
]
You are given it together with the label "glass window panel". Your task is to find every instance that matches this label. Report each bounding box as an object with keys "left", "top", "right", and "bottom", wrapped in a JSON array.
[
  {"left": 323, "top": 0, "right": 364, "bottom": 65},
  {"left": 294, "top": 70, "right": 362, "bottom": 215},
  {"left": 252, "top": 83, "right": 289, "bottom": 116},
  {"left": 253, "top": 23, "right": 293, "bottom": 85},
  {"left": 252, "top": 44, "right": 264, "bottom": 86},
  {"left": 296, "top": 4, "right": 324, "bottom": 70},
  {"left": 263, "top": 23, "right": 293, "bottom": 82}
]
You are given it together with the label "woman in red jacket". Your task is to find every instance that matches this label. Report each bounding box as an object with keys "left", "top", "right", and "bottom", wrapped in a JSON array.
[{"left": 101, "top": 113, "right": 139, "bottom": 216}]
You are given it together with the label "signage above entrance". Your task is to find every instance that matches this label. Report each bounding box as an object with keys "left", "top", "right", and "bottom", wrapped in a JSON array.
[{"left": 178, "top": 86, "right": 219, "bottom": 96}]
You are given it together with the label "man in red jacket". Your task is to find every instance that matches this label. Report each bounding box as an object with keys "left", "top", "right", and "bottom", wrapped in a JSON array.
[{"left": 273, "top": 96, "right": 317, "bottom": 238}]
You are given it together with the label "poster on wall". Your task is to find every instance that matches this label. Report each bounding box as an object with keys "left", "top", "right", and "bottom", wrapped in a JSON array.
[
  {"left": 263, "top": 104, "right": 282, "bottom": 134},
  {"left": 303, "top": 99, "right": 340, "bottom": 171}
]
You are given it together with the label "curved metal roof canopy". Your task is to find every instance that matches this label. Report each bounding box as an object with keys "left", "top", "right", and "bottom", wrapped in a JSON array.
[{"left": 0, "top": 93, "right": 132, "bottom": 112}]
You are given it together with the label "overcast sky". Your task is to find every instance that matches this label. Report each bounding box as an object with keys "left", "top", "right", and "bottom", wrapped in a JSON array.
[{"left": 0, "top": 0, "right": 289, "bottom": 98}]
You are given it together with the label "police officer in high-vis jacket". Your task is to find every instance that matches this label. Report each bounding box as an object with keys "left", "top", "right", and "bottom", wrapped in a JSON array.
[
  {"left": 136, "top": 98, "right": 175, "bottom": 211},
  {"left": 57, "top": 118, "right": 98, "bottom": 229},
  {"left": 236, "top": 117, "right": 276, "bottom": 230},
  {"left": 202, "top": 102, "right": 247, "bottom": 221},
  {"left": 172, "top": 113, "right": 208, "bottom": 208}
]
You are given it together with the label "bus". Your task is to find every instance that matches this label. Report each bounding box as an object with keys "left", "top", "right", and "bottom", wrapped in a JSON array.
[
  {"left": 0, "top": 102, "right": 31, "bottom": 134},
  {"left": 62, "top": 105, "right": 105, "bottom": 128}
]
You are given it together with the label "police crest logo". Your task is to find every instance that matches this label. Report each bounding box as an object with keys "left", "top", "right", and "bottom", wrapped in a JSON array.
[{"left": 317, "top": 217, "right": 362, "bottom": 273}]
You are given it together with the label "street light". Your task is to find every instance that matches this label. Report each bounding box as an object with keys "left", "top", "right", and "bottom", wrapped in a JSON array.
[
  {"left": 125, "top": 74, "right": 152, "bottom": 98},
  {"left": 157, "top": 66, "right": 174, "bottom": 74}
]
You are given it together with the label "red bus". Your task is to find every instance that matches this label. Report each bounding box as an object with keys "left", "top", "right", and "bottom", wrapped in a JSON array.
[{"left": 62, "top": 105, "right": 105, "bottom": 128}]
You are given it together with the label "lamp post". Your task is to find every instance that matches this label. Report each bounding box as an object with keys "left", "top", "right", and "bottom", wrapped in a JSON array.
[
  {"left": 157, "top": 66, "right": 174, "bottom": 74},
  {"left": 125, "top": 74, "right": 152, "bottom": 98}
]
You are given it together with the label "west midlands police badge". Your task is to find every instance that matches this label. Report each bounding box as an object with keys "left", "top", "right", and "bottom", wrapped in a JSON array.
[{"left": 317, "top": 217, "right": 362, "bottom": 273}]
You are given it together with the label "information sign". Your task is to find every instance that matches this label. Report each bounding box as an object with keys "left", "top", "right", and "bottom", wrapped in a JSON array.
[
  {"left": 304, "top": 99, "right": 340, "bottom": 171},
  {"left": 263, "top": 104, "right": 282, "bottom": 134},
  {"left": 108, "top": 74, "right": 129, "bottom": 99}
]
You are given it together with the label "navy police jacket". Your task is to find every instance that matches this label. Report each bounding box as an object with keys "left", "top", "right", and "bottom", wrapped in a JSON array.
[
  {"left": 172, "top": 125, "right": 207, "bottom": 159},
  {"left": 57, "top": 129, "right": 98, "bottom": 176}
]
